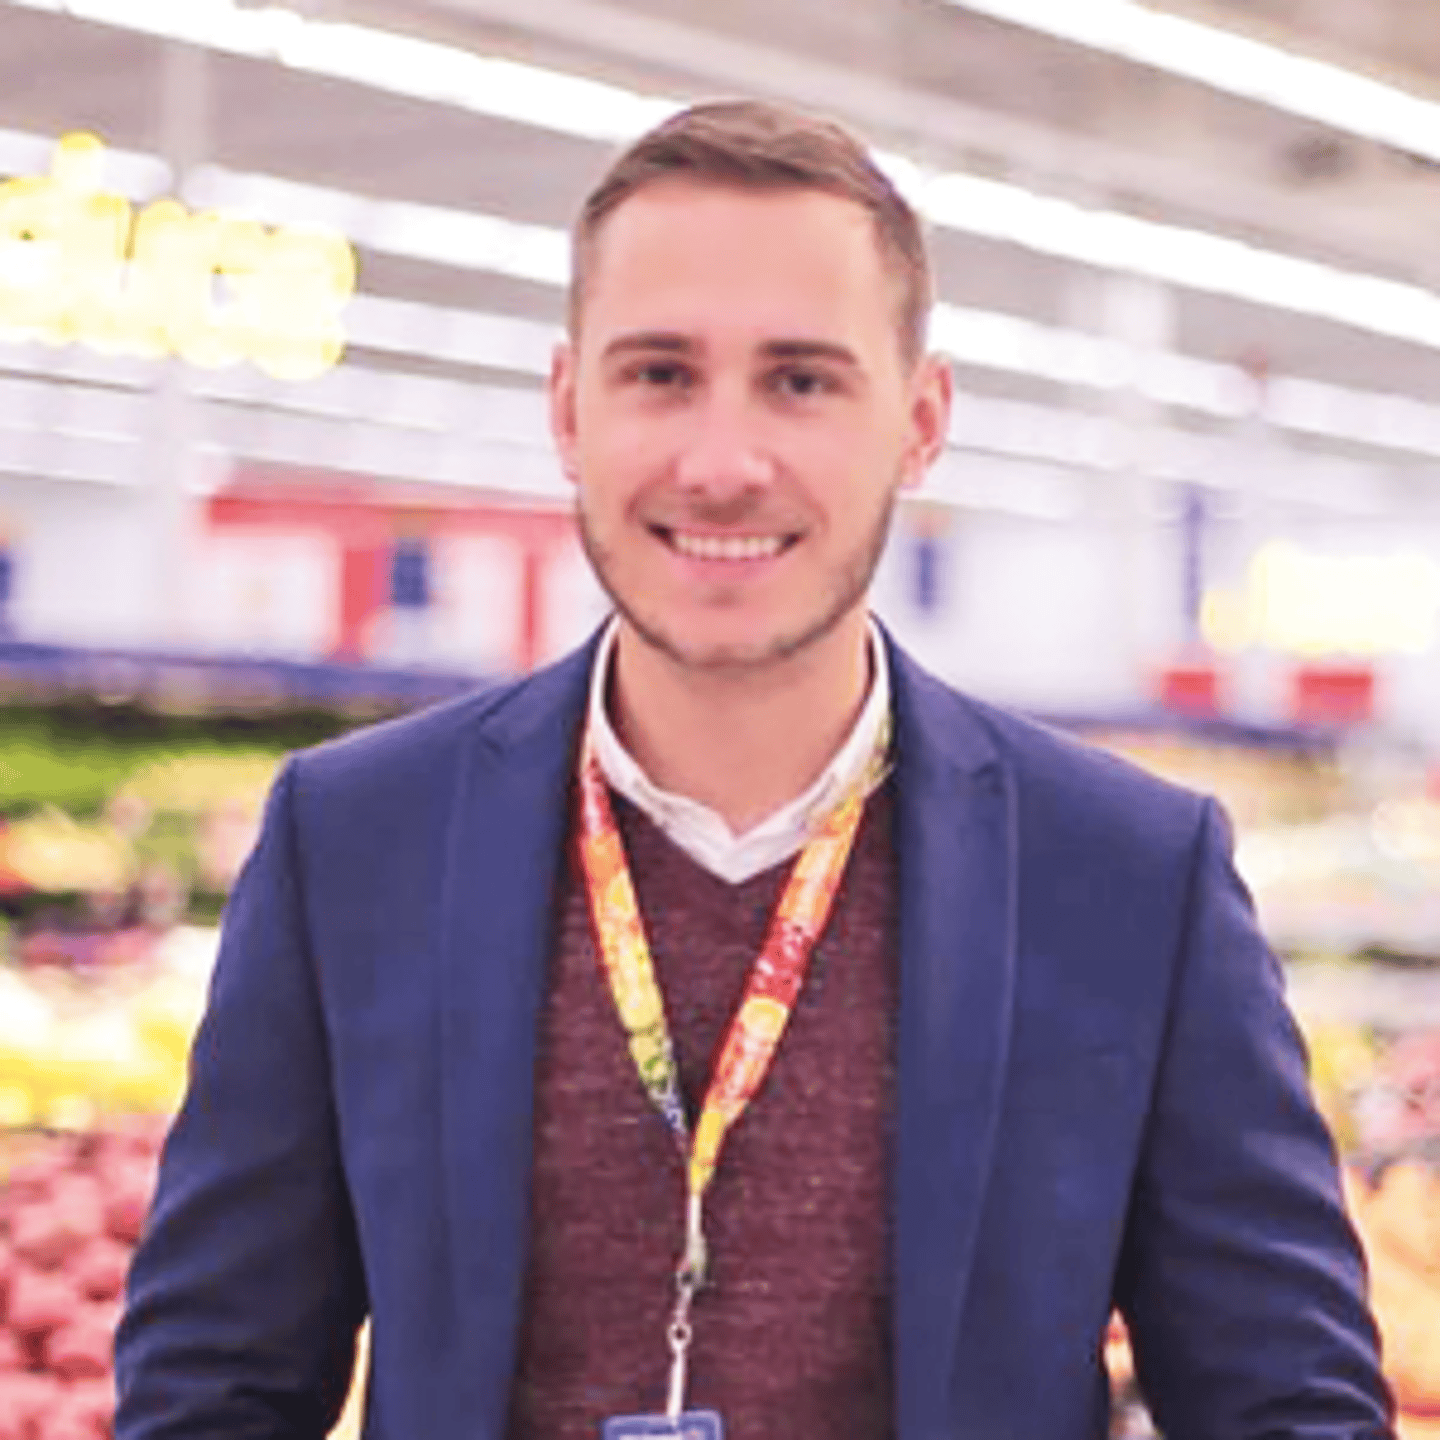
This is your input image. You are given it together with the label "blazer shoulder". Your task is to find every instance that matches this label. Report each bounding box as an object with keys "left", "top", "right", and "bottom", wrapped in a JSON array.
[
  {"left": 945, "top": 686, "right": 1214, "bottom": 864},
  {"left": 284, "top": 642, "right": 594, "bottom": 817}
]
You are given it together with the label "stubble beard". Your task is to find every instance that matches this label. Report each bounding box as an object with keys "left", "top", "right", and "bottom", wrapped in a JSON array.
[{"left": 576, "top": 483, "right": 900, "bottom": 675}]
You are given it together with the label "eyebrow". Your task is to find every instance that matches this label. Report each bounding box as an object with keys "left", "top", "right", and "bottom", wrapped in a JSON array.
[
  {"left": 760, "top": 339, "right": 862, "bottom": 370},
  {"left": 600, "top": 332, "right": 694, "bottom": 361},
  {"left": 599, "top": 332, "right": 863, "bottom": 370}
]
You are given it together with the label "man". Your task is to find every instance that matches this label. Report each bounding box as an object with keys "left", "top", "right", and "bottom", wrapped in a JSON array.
[{"left": 115, "top": 101, "right": 1393, "bottom": 1440}]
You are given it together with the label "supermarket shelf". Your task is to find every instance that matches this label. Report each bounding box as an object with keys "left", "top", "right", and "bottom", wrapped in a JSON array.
[
  {"left": 1045, "top": 706, "right": 1344, "bottom": 753},
  {"left": 0, "top": 640, "right": 486, "bottom": 715},
  {"left": 1286, "top": 960, "right": 1440, "bottom": 1031}
]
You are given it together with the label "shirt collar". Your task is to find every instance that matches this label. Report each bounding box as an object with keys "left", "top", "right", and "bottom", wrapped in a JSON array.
[{"left": 585, "top": 616, "right": 892, "bottom": 885}]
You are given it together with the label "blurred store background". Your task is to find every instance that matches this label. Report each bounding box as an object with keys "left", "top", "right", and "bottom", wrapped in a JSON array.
[{"left": 1, "top": 0, "right": 1439, "bottom": 1434}]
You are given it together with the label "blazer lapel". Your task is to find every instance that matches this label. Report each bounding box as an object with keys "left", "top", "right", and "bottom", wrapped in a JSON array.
[
  {"left": 437, "top": 641, "right": 595, "bottom": 1436},
  {"left": 888, "top": 643, "right": 1019, "bottom": 1439}
]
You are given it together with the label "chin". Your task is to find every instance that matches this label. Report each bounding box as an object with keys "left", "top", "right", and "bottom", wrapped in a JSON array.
[
  {"left": 647, "top": 628, "right": 801, "bottom": 672},
  {"left": 620, "top": 602, "right": 817, "bottom": 672}
]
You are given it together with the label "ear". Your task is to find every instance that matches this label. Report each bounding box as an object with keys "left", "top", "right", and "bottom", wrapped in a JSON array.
[
  {"left": 901, "top": 353, "right": 953, "bottom": 490},
  {"left": 549, "top": 339, "right": 580, "bottom": 486}
]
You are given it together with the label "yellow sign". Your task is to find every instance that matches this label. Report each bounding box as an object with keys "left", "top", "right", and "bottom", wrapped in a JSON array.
[
  {"left": 1203, "top": 541, "right": 1440, "bottom": 656},
  {"left": 0, "top": 133, "right": 355, "bottom": 380}
]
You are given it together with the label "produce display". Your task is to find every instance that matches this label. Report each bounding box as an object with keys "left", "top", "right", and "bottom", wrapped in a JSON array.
[
  {"left": 1, "top": 753, "right": 282, "bottom": 932},
  {"left": 0, "top": 929, "right": 213, "bottom": 1133},
  {"left": 1094, "top": 729, "right": 1440, "bottom": 1439},
  {"left": 0, "top": 1120, "right": 162, "bottom": 1439},
  {"left": 1330, "top": 1029, "right": 1440, "bottom": 1436},
  {"left": 0, "top": 707, "right": 316, "bottom": 1130},
  {"left": 0, "top": 703, "right": 341, "bottom": 1438}
]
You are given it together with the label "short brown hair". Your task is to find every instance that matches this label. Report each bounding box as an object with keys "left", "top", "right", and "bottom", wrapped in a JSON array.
[{"left": 569, "top": 99, "right": 933, "bottom": 364}]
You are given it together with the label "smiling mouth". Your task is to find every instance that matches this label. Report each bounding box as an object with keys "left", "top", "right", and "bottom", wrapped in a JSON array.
[{"left": 654, "top": 527, "right": 798, "bottom": 562}]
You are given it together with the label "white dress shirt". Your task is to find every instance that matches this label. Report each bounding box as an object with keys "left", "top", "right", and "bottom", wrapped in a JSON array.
[{"left": 586, "top": 617, "right": 892, "bottom": 884}]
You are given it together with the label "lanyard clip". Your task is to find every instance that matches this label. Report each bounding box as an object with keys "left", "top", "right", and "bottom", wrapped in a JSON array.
[
  {"left": 675, "top": 1190, "right": 708, "bottom": 1295},
  {"left": 665, "top": 1192, "right": 707, "bottom": 1422}
]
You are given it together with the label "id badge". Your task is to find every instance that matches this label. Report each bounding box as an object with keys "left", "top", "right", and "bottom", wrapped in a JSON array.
[{"left": 602, "top": 1410, "right": 724, "bottom": 1440}]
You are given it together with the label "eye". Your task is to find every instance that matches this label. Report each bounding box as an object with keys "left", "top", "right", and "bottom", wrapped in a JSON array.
[
  {"left": 626, "top": 359, "right": 692, "bottom": 389},
  {"left": 770, "top": 366, "right": 837, "bottom": 399}
]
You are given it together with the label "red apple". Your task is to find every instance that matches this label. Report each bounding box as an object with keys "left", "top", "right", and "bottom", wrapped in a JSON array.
[
  {"left": 72, "top": 1239, "right": 129, "bottom": 1304},
  {"left": 3, "top": 1150, "right": 65, "bottom": 1205},
  {"left": 7, "top": 1265, "right": 77, "bottom": 1340},
  {"left": 102, "top": 1164, "right": 154, "bottom": 1247},
  {"left": 50, "top": 1175, "right": 105, "bottom": 1237},
  {"left": 34, "top": 1397, "right": 106, "bottom": 1440},
  {"left": 46, "top": 1305, "right": 114, "bottom": 1381},
  {"left": 10, "top": 1205, "right": 71, "bottom": 1272},
  {"left": 0, "top": 1369, "right": 63, "bottom": 1435},
  {"left": 64, "top": 1373, "right": 116, "bottom": 1437}
]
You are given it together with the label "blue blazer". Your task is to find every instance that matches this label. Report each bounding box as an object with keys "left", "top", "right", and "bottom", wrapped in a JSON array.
[{"left": 116, "top": 634, "right": 1393, "bottom": 1440}]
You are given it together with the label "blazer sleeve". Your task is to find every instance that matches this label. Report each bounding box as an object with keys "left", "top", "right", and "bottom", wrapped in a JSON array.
[
  {"left": 115, "top": 758, "right": 368, "bottom": 1440},
  {"left": 1115, "top": 798, "right": 1395, "bottom": 1440}
]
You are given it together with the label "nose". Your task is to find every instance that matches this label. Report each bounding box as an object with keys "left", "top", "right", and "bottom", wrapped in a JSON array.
[{"left": 673, "top": 385, "right": 777, "bottom": 501}]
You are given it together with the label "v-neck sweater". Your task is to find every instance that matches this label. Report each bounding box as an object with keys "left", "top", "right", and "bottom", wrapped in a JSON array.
[{"left": 506, "top": 783, "right": 900, "bottom": 1440}]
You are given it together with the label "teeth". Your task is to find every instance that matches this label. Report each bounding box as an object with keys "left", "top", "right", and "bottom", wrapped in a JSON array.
[{"left": 671, "top": 532, "right": 785, "bottom": 562}]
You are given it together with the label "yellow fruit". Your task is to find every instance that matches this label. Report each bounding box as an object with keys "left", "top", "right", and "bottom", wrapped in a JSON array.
[{"left": 3, "top": 806, "right": 135, "bottom": 893}]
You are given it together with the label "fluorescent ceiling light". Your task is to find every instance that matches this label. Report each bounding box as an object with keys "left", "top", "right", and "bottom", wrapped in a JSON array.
[
  {"left": 344, "top": 295, "right": 558, "bottom": 378},
  {"left": 916, "top": 170, "right": 1440, "bottom": 350},
  {"left": 2, "top": 0, "right": 676, "bottom": 143},
  {"left": 186, "top": 166, "right": 570, "bottom": 286},
  {"left": 0, "top": 126, "right": 171, "bottom": 198},
  {"left": 936, "top": 0, "right": 1440, "bottom": 167},
  {"left": 5, "top": 4, "right": 1440, "bottom": 354},
  {"left": 928, "top": 303, "right": 1236, "bottom": 413}
]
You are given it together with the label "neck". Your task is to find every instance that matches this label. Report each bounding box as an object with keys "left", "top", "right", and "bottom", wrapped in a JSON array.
[{"left": 609, "top": 614, "right": 873, "bottom": 834}]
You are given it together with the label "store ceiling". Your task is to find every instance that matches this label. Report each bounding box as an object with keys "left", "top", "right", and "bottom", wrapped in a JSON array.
[{"left": 1, "top": 0, "right": 1439, "bottom": 512}]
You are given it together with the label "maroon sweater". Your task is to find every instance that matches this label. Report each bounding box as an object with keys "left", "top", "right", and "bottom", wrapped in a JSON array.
[{"left": 507, "top": 785, "right": 900, "bottom": 1440}]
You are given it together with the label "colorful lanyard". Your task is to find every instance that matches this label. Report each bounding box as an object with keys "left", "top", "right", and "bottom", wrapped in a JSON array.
[{"left": 575, "top": 715, "right": 889, "bottom": 1420}]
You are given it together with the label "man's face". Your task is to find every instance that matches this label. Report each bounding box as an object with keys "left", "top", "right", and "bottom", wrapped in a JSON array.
[{"left": 551, "top": 180, "right": 950, "bottom": 673}]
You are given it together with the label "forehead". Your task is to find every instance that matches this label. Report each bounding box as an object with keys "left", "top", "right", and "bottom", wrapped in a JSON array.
[{"left": 576, "top": 181, "right": 899, "bottom": 346}]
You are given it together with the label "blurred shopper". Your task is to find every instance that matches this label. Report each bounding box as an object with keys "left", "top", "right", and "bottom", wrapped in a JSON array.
[
  {"left": 0, "top": 522, "right": 14, "bottom": 638},
  {"left": 114, "top": 101, "right": 1394, "bottom": 1440}
]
